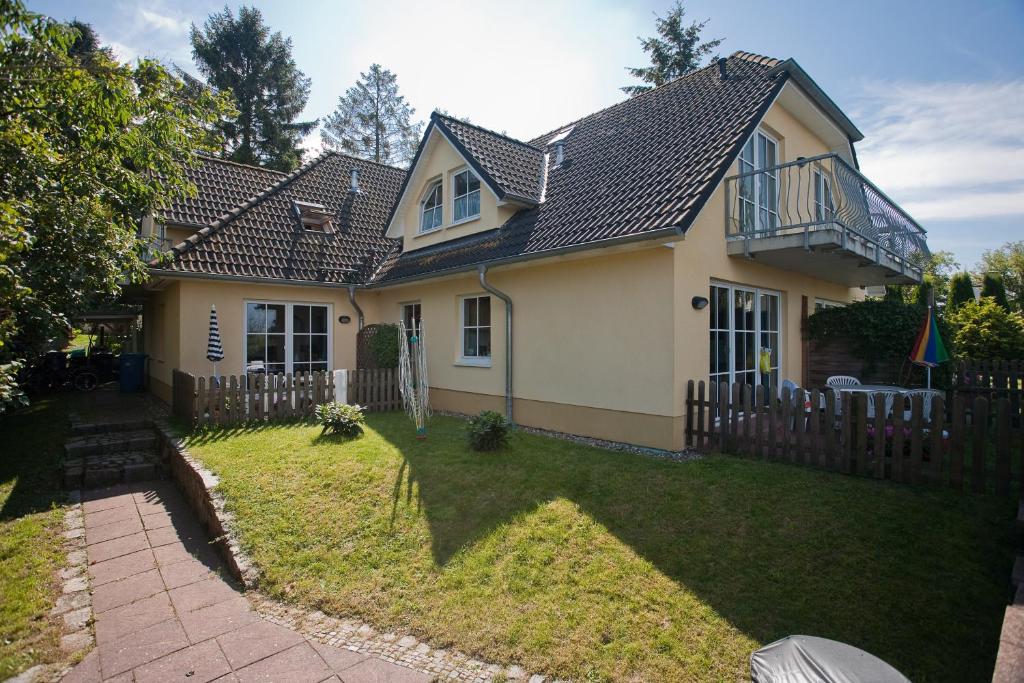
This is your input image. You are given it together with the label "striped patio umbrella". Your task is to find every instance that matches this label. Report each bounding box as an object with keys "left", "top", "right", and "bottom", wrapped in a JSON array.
[
  {"left": 909, "top": 304, "right": 949, "bottom": 388},
  {"left": 206, "top": 305, "right": 224, "bottom": 378}
]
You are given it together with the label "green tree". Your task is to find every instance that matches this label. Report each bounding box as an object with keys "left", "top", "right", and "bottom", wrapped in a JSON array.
[
  {"left": 913, "top": 276, "right": 934, "bottom": 307},
  {"left": 946, "top": 271, "right": 976, "bottom": 312},
  {"left": 190, "top": 6, "right": 315, "bottom": 171},
  {"left": 978, "top": 241, "right": 1024, "bottom": 312},
  {"left": 66, "top": 19, "right": 110, "bottom": 62},
  {"left": 0, "top": 0, "right": 232, "bottom": 410},
  {"left": 980, "top": 273, "right": 1010, "bottom": 310},
  {"left": 948, "top": 298, "right": 1024, "bottom": 360},
  {"left": 622, "top": 1, "right": 722, "bottom": 96},
  {"left": 321, "top": 64, "right": 422, "bottom": 167}
]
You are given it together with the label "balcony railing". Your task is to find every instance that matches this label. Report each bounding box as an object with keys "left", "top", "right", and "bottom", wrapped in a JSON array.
[{"left": 724, "top": 153, "right": 928, "bottom": 278}]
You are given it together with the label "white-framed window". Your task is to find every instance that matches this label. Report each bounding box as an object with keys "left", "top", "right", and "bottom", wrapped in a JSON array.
[
  {"left": 244, "top": 301, "right": 331, "bottom": 375},
  {"left": 452, "top": 169, "right": 481, "bottom": 223},
  {"left": 737, "top": 129, "right": 779, "bottom": 233},
  {"left": 402, "top": 301, "right": 422, "bottom": 340},
  {"left": 709, "top": 282, "right": 781, "bottom": 396},
  {"left": 814, "top": 169, "right": 835, "bottom": 223},
  {"left": 814, "top": 298, "right": 845, "bottom": 313},
  {"left": 420, "top": 182, "right": 442, "bottom": 233},
  {"left": 459, "top": 295, "right": 490, "bottom": 365}
]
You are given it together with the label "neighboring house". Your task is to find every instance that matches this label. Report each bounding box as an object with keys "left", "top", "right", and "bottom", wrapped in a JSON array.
[{"left": 141, "top": 51, "right": 928, "bottom": 450}]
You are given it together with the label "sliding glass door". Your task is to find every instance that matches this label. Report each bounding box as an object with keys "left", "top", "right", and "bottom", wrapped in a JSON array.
[{"left": 709, "top": 283, "right": 781, "bottom": 395}]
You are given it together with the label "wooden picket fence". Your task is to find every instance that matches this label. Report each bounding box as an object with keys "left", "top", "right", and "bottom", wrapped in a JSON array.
[
  {"left": 684, "top": 379, "right": 1024, "bottom": 496},
  {"left": 171, "top": 368, "right": 400, "bottom": 427},
  {"left": 954, "top": 359, "right": 1023, "bottom": 403}
]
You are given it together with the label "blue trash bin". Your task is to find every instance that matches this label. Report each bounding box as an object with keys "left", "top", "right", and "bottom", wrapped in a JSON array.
[{"left": 119, "top": 353, "right": 148, "bottom": 392}]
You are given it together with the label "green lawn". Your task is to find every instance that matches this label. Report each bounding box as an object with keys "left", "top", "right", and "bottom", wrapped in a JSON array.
[
  {"left": 0, "top": 397, "right": 70, "bottom": 679},
  {"left": 186, "top": 413, "right": 1015, "bottom": 682}
]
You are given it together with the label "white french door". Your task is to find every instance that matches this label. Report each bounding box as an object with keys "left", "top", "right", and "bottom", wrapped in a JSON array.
[
  {"left": 709, "top": 283, "right": 781, "bottom": 396},
  {"left": 737, "top": 129, "right": 779, "bottom": 233},
  {"left": 244, "top": 301, "right": 332, "bottom": 375}
]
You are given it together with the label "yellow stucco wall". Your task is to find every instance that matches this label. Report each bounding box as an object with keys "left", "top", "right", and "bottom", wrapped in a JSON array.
[{"left": 393, "top": 130, "right": 518, "bottom": 252}]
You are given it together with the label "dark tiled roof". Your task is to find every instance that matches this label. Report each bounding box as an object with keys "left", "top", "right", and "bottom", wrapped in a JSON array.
[
  {"left": 155, "top": 153, "right": 406, "bottom": 284},
  {"left": 432, "top": 114, "right": 545, "bottom": 204},
  {"left": 158, "top": 155, "right": 286, "bottom": 227},
  {"left": 371, "top": 52, "right": 787, "bottom": 284}
]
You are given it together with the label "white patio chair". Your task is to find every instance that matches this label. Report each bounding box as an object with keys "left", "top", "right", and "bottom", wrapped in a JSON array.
[
  {"left": 902, "top": 389, "right": 943, "bottom": 422},
  {"left": 865, "top": 391, "right": 896, "bottom": 420},
  {"left": 826, "top": 375, "right": 861, "bottom": 389}
]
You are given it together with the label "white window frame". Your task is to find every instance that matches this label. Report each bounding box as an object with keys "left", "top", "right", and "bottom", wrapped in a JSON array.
[
  {"left": 813, "top": 168, "right": 835, "bottom": 223},
  {"left": 737, "top": 128, "right": 780, "bottom": 233},
  {"left": 709, "top": 281, "right": 783, "bottom": 394},
  {"left": 401, "top": 301, "right": 422, "bottom": 339},
  {"left": 419, "top": 181, "right": 443, "bottom": 234},
  {"left": 451, "top": 167, "right": 481, "bottom": 226},
  {"left": 814, "top": 298, "right": 845, "bottom": 313},
  {"left": 242, "top": 300, "right": 333, "bottom": 375},
  {"left": 456, "top": 294, "right": 491, "bottom": 367}
]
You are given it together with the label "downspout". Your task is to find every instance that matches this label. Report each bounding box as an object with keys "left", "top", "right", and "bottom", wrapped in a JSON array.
[
  {"left": 478, "top": 265, "right": 513, "bottom": 424},
  {"left": 346, "top": 285, "right": 364, "bottom": 330}
]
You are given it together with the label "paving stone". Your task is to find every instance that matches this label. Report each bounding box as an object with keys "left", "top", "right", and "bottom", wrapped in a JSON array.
[
  {"left": 234, "top": 642, "right": 332, "bottom": 683},
  {"left": 132, "top": 637, "right": 231, "bottom": 683},
  {"left": 63, "top": 606, "right": 92, "bottom": 631},
  {"left": 92, "top": 569, "right": 165, "bottom": 614},
  {"left": 85, "top": 516, "right": 144, "bottom": 545},
  {"left": 89, "top": 548, "right": 157, "bottom": 586},
  {"left": 335, "top": 656, "right": 433, "bottom": 683},
  {"left": 87, "top": 531, "right": 149, "bottom": 564},
  {"left": 63, "top": 576, "right": 90, "bottom": 593},
  {"left": 168, "top": 576, "right": 239, "bottom": 614},
  {"left": 179, "top": 595, "right": 261, "bottom": 644},
  {"left": 98, "top": 618, "right": 188, "bottom": 677},
  {"left": 1001, "top": 605, "right": 1024, "bottom": 649},
  {"left": 61, "top": 650, "right": 101, "bottom": 683},
  {"left": 142, "top": 510, "right": 175, "bottom": 530},
  {"left": 67, "top": 549, "right": 88, "bottom": 567},
  {"left": 61, "top": 565, "right": 84, "bottom": 580},
  {"left": 61, "top": 629, "right": 94, "bottom": 653},
  {"left": 51, "top": 590, "right": 91, "bottom": 616},
  {"left": 83, "top": 501, "right": 140, "bottom": 530},
  {"left": 153, "top": 540, "right": 219, "bottom": 567},
  {"left": 95, "top": 593, "right": 175, "bottom": 645},
  {"left": 993, "top": 640, "right": 1024, "bottom": 683},
  {"left": 159, "top": 556, "right": 216, "bottom": 590},
  {"left": 216, "top": 620, "right": 305, "bottom": 670},
  {"left": 64, "top": 527, "right": 85, "bottom": 541},
  {"left": 82, "top": 491, "right": 138, "bottom": 513},
  {"left": 310, "top": 641, "right": 367, "bottom": 674},
  {"left": 147, "top": 522, "right": 206, "bottom": 548}
]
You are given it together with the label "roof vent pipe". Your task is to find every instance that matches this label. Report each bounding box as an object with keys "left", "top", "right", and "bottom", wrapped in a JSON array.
[
  {"left": 718, "top": 57, "right": 728, "bottom": 81},
  {"left": 554, "top": 142, "right": 565, "bottom": 167},
  {"left": 350, "top": 168, "right": 360, "bottom": 193}
]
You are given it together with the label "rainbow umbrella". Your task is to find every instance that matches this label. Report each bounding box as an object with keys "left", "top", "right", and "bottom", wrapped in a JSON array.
[{"left": 909, "top": 304, "right": 949, "bottom": 388}]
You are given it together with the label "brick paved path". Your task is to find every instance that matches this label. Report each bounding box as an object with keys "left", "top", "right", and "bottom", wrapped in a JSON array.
[{"left": 63, "top": 482, "right": 432, "bottom": 683}]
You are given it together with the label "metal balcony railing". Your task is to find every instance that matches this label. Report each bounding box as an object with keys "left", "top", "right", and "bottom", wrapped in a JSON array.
[{"left": 724, "top": 153, "right": 928, "bottom": 275}]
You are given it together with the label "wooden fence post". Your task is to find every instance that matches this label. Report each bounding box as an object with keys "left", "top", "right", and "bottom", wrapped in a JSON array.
[
  {"left": 697, "top": 381, "right": 707, "bottom": 451},
  {"left": 685, "top": 381, "right": 695, "bottom": 448},
  {"left": 972, "top": 397, "right": 989, "bottom": 494},
  {"left": 996, "top": 398, "right": 1011, "bottom": 496}
]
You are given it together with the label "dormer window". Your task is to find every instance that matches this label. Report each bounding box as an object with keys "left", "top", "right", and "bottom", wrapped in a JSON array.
[
  {"left": 420, "top": 182, "right": 442, "bottom": 233},
  {"left": 292, "top": 200, "right": 334, "bottom": 232},
  {"left": 452, "top": 169, "right": 480, "bottom": 223}
]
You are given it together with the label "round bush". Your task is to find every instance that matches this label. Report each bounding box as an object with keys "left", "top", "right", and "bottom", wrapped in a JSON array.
[{"left": 466, "top": 410, "right": 510, "bottom": 451}]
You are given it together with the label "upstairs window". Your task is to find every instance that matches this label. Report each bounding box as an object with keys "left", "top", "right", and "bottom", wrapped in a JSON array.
[
  {"left": 420, "top": 182, "right": 442, "bottom": 233},
  {"left": 453, "top": 169, "right": 481, "bottom": 223}
]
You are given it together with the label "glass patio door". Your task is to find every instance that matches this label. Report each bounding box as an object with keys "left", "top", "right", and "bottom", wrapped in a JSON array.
[
  {"left": 709, "top": 283, "right": 781, "bottom": 396},
  {"left": 737, "top": 130, "right": 779, "bottom": 234}
]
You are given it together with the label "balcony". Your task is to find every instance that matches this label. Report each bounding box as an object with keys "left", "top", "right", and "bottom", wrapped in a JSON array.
[{"left": 723, "top": 153, "right": 928, "bottom": 286}]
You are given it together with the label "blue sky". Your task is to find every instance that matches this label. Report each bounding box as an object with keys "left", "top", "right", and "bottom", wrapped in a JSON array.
[{"left": 28, "top": 0, "right": 1024, "bottom": 269}]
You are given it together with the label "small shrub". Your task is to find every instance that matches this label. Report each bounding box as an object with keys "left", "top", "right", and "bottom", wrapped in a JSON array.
[
  {"left": 316, "top": 402, "right": 365, "bottom": 438},
  {"left": 369, "top": 324, "right": 400, "bottom": 368},
  {"left": 466, "top": 410, "right": 510, "bottom": 451}
]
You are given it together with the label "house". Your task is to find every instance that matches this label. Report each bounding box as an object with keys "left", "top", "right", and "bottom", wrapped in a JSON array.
[{"left": 141, "top": 51, "right": 928, "bottom": 451}]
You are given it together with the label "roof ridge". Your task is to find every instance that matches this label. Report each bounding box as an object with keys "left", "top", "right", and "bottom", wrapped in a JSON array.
[
  {"left": 320, "top": 149, "right": 409, "bottom": 174},
  {"left": 158, "top": 152, "right": 334, "bottom": 264},
  {"left": 432, "top": 112, "right": 542, "bottom": 152},
  {"left": 527, "top": 52, "right": 780, "bottom": 145},
  {"left": 193, "top": 153, "right": 288, "bottom": 177},
  {"left": 730, "top": 50, "right": 782, "bottom": 67}
]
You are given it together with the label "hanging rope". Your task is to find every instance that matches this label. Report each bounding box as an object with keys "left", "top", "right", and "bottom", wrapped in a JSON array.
[{"left": 398, "top": 319, "right": 430, "bottom": 438}]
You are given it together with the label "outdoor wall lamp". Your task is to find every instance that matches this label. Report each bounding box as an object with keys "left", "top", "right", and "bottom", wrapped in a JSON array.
[
  {"left": 338, "top": 315, "right": 351, "bottom": 324},
  {"left": 691, "top": 296, "right": 709, "bottom": 310}
]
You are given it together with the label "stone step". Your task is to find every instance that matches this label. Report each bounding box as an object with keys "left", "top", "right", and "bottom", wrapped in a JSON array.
[
  {"left": 69, "top": 418, "right": 153, "bottom": 436},
  {"left": 63, "top": 449, "right": 164, "bottom": 489},
  {"left": 64, "top": 429, "right": 157, "bottom": 458}
]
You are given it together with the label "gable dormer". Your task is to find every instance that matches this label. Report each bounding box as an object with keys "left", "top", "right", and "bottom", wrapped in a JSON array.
[{"left": 385, "top": 113, "right": 545, "bottom": 252}]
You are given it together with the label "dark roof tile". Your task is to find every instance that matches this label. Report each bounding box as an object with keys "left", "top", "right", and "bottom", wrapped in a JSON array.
[{"left": 158, "top": 156, "right": 286, "bottom": 227}]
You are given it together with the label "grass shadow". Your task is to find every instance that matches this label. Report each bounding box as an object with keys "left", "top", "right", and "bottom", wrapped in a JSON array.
[{"left": 0, "top": 397, "right": 68, "bottom": 520}]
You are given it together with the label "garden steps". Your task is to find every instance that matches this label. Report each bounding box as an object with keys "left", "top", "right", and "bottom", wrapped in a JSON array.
[{"left": 63, "top": 423, "right": 165, "bottom": 489}]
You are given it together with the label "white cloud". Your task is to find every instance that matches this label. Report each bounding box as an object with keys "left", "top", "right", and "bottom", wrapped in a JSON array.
[
  {"left": 853, "top": 80, "right": 1024, "bottom": 223},
  {"left": 138, "top": 8, "right": 187, "bottom": 35}
]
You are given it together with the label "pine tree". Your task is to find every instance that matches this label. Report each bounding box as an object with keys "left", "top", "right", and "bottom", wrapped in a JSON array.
[
  {"left": 190, "top": 6, "right": 315, "bottom": 171},
  {"left": 321, "top": 64, "right": 422, "bottom": 167},
  {"left": 622, "top": 1, "right": 722, "bottom": 96},
  {"left": 981, "top": 273, "right": 1010, "bottom": 309},
  {"left": 946, "top": 272, "right": 976, "bottom": 312}
]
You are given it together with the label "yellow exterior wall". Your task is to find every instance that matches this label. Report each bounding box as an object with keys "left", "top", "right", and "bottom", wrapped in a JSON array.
[
  {"left": 143, "top": 281, "right": 181, "bottom": 402},
  {"left": 394, "top": 131, "right": 518, "bottom": 252}
]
